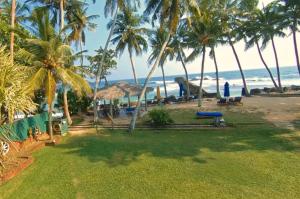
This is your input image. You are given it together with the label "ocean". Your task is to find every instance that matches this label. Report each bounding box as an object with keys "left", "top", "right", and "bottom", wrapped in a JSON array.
[{"left": 91, "top": 66, "right": 300, "bottom": 101}]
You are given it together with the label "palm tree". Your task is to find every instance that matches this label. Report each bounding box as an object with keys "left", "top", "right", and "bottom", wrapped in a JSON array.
[
  {"left": 258, "top": 3, "right": 286, "bottom": 92},
  {"left": 243, "top": 9, "right": 279, "bottom": 89},
  {"left": 184, "top": 8, "right": 223, "bottom": 106},
  {"left": 210, "top": 47, "right": 221, "bottom": 99},
  {"left": 93, "top": 0, "right": 140, "bottom": 123},
  {"left": 0, "top": 46, "right": 36, "bottom": 124},
  {"left": 217, "top": 0, "right": 252, "bottom": 96},
  {"left": 148, "top": 28, "right": 172, "bottom": 99},
  {"left": 10, "top": 0, "right": 16, "bottom": 63},
  {"left": 109, "top": 8, "right": 148, "bottom": 85},
  {"left": 280, "top": 0, "right": 300, "bottom": 76},
  {"left": 129, "top": 0, "right": 201, "bottom": 132},
  {"left": 169, "top": 23, "right": 191, "bottom": 99},
  {"left": 66, "top": 3, "right": 99, "bottom": 66},
  {"left": 21, "top": 10, "right": 91, "bottom": 140}
]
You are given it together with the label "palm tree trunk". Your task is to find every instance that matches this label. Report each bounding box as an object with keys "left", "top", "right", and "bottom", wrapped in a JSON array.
[
  {"left": 271, "top": 37, "right": 282, "bottom": 92},
  {"left": 160, "top": 64, "right": 168, "bottom": 98},
  {"left": 63, "top": 86, "right": 72, "bottom": 125},
  {"left": 80, "top": 40, "right": 84, "bottom": 67},
  {"left": 60, "top": 0, "right": 64, "bottom": 30},
  {"left": 129, "top": 32, "right": 171, "bottom": 133},
  {"left": 255, "top": 40, "right": 278, "bottom": 88},
  {"left": 10, "top": 0, "right": 16, "bottom": 63},
  {"left": 229, "top": 38, "right": 250, "bottom": 96},
  {"left": 48, "top": 104, "right": 53, "bottom": 141},
  {"left": 198, "top": 46, "right": 206, "bottom": 107},
  {"left": 292, "top": 29, "right": 300, "bottom": 76},
  {"left": 179, "top": 52, "right": 190, "bottom": 100},
  {"left": 93, "top": 5, "right": 118, "bottom": 123},
  {"left": 59, "top": 0, "right": 72, "bottom": 125},
  {"left": 129, "top": 50, "right": 138, "bottom": 85},
  {"left": 212, "top": 48, "right": 221, "bottom": 99}
]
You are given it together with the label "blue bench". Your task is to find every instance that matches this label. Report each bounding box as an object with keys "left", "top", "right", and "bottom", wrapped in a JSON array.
[{"left": 196, "top": 112, "right": 224, "bottom": 126}]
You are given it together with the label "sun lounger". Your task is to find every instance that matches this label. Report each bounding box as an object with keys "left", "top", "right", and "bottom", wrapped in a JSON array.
[
  {"left": 217, "top": 98, "right": 227, "bottom": 105},
  {"left": 126, "top": 107, "right": 136, "bottom": 115},
  {"left": 196, "top": 112, "right": 224, "bottom": 126}
]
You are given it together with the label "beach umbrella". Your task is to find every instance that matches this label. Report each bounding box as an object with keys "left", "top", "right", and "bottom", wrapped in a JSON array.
[
  {"left": 94, "top": 85, "right": 126, "bottom": 100},
  {"left": 179, "top": 83, "right": 184, "bottom": 97},
  {"left": 156, "top": 86, "right": 161, "bottom": 101},
  {"left": 224, "top": 82, "right": 230, "bottom": 97}
]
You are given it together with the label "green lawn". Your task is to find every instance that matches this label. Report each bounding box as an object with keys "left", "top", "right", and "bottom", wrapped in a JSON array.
[{"left": 1, "top": 113, "right": 300, "bottom": 199}]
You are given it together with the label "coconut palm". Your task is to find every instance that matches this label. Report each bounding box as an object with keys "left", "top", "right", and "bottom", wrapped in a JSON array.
[
  {"left": 148, "top": 28, "right": 172, "bottom": 98},
  {"left": 280, "top": 0, "right": 300, "bottom": 76},
  {"left": 129, "top": 0, "right": 201, "bottom": 132},
  {"left": 10, "top": 0, "right": 16, "bottom": 63},
  {"left": 66, "top": 4, "right": 99, "bottom": 65},
  {"left": 168, "top": 23, "right": 191, "bottom": 99},
  {"left": 93, "top": 0, "right": 140, "bottom": 123},
  {"left": 242, "top": 9, "right": 279, "bottom": 89},
  {"left": 215, "top": 0, "right": 256, "bottom": 97},
  {"left": 257, "top": 3, "right": 286, "bottom": 92},
  {"left": 109, "top": 8, "right": 148, "bottom": 85},
  {"left": 0, "top": 46, "right": 36, "bottom": 124},
  {"left": 20, "top": 10, "right": 91, "bottom": 140},
  {"left": 184, "top": 6, "right": 224, "bottom": 106}
]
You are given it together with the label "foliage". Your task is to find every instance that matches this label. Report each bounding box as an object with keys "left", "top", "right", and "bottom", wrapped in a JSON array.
[
  {"left": 19, "top": 9, "right": 91, "bottom": 108},
  {"left": 86, "top": 47, "right": 117, "bottom": 79},
  {"left": 0, "top": 47, "right": 36, "bottom": 124},
  {"left": 110, "top": 8, "right": 148, "bottom": 57},
  {"left": 148, "top": 108, "right": 173, "bottom": 126},
  {"left": 57, "top": 89, "right": 92, "bottom": 115}
]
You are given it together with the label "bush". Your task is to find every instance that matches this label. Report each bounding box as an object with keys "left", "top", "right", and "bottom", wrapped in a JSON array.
[{"left": 148, "top": 108, "right": 173, "bottom": 126}]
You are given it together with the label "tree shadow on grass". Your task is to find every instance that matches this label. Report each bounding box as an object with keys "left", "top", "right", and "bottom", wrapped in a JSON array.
[{"left": 57, "top": 121, "right": 300, "bottom": 167}]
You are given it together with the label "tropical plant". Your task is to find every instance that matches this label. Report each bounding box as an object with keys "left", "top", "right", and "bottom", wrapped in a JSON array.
[
  {"left": 93, "top": 0, "right": 140, "bottom": 123},
  {"left": 148, "top": 28, "right": 172, "bottom": 98},
  {"left": 254, "top": 2, "right": 286, "bottom": 92},
  {"left": 242, "top": 8, "right": 279, "bottom": 89},
  {"left": 109, "top": 8, "right": 148, "bottom": 85},
  {"left": 148, "top": 108, "right": 173, "bottom": 126},
  {"left": 216, "top": 0, "right": 254, "bottom": 96},
  {"left": 0, "top": 46, "right": 36, "bottom": 124},
  {"left": 129, "top": 0, "right": 201, "bottom": 132},
  {"left": 280, "top": 0, "right": 300, "bottom": 76},
  {"left": 168, "top": 23, "right": 191, "bottom": 99},
  {"left": 20, "top": 9, "right": 91, "bottom": 140},
  {"left": 66, "top": 3, "right": 99, "bottom": 65}
]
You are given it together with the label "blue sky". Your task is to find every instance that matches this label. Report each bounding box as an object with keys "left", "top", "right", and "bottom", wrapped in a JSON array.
[{"left": 83, "top": 0, "right": 298, "bottom": 81}]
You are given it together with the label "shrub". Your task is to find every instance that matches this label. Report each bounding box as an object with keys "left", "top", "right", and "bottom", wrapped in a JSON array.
[{"left": 148, "top": 108, "right": 174, "bottom": 126}]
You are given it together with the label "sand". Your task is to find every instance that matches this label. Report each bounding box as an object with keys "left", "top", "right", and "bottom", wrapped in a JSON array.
[{"left": 70, "top": 96, "right": 300, "bottom": 132}]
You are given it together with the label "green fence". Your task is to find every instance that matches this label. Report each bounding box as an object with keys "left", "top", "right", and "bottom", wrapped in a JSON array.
[{"left": 0, "top": 112, "right": 49, "bottom": 141}]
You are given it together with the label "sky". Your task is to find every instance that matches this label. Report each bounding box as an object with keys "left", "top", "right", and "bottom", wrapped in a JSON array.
[{"left": 83, "top": 0, "right": 298, "bottom": 81}]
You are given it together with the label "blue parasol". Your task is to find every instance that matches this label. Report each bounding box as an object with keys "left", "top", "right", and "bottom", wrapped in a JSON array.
[
  {"left": 224, "top": 82, "right": 230, "bottom": 97},
  {"left": 179, "top": 83, "right": 184, "bottom": 97}
]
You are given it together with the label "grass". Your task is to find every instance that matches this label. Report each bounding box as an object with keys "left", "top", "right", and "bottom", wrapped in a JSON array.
[{"left": 1, "top": 112, "right": 300, "bottom": 199}]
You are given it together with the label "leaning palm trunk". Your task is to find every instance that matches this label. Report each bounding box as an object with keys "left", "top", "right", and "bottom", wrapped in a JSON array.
[
  {"left": 229, "top": 38, "right": 250, "bottom": 97},
  {"left": 198, "top": 46, "right": 206, "bottom": 107},
  {"left": 129, "top": 33, "right": 171, "bottom": 133},
  {"left": 63, "top": 86, "right": 72, "bottom": 125},
  {"left": 292, "top": 29, "right": 300, "bottom": 77},
  {"left": 271, "top": 37, "right": 282, "bottom": 92},
  {"left": 10, "top": 0, "right": 16, "bottom": 63},
  {"left": 59, "top": 0, "right": 72, "bottom": 124},
  {"left": 212, "top": 48, "right": 221, "bottom": 99},
  {"left": 160, "top": 64, "right": 168, "bottom": 98},
  {"left": 129, "top": 50, "right": 138, "bottom": 85},
  {"left": 179, "top": 52, "right": 190, "bottom": 99},
  {"left": 255, "top": 40, "right": 278, "bottom": 88},
  {"left": 93, "top": 6, "right": 119, "bottom": 123}
]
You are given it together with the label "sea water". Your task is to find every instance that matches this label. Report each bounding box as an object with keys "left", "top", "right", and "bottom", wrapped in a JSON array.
[{"left": 90, "top": 66, "right": 299, "bottom": 102}]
